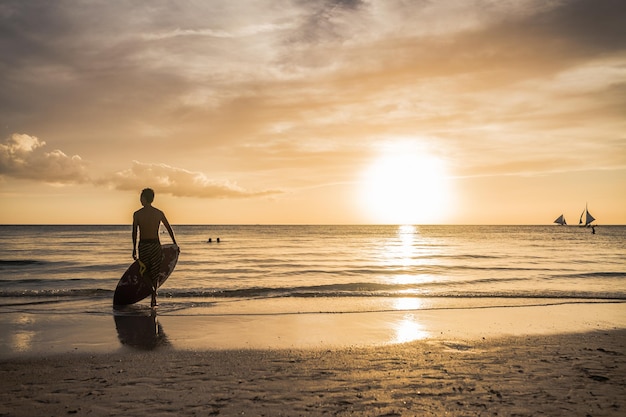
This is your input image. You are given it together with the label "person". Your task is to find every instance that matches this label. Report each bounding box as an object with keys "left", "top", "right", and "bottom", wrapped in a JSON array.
[{"left": 132, "top": 188, "right": 177, "bottom": 308}]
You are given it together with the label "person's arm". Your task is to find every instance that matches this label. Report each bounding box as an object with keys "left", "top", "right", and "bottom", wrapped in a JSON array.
[
  {"left": 132, "top": 213, "right": 139, "bottom": 259},
  {"left": 161, "top": 212, "right": 177, "bottom": 246}
]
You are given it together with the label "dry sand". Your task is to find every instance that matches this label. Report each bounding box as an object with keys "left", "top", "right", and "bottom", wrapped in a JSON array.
[{"left": 1, "top": 329, "right": 624, "bottom": 416}]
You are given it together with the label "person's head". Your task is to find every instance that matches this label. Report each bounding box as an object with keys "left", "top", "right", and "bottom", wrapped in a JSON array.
[{"left": 140, "top": 188, "right": 155, "bottom": 205}]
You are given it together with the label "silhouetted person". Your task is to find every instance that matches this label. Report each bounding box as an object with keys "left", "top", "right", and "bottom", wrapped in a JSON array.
[{"left": 132, "top": 188, "right": 177, "bottom": 308}]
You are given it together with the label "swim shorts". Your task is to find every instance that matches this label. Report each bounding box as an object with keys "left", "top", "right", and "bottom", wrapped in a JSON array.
[{"left": 138, "top": 239, "right": 163, "bottom": 286}]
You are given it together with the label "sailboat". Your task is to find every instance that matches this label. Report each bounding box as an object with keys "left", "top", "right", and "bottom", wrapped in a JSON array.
[
  {"left": 553, "top": 214, "right": 567, "bottom": 225},
  {"left": 578, "top": 203, "right": 595, "bottom": 227}
]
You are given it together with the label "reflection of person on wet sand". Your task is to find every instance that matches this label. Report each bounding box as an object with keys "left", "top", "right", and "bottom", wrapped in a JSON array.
[
  {"left": 114, "top": 311, "right": 170, "bottom": 350},
  {"left": 132, "top": 188, "right": 177, "bottom": 308}
]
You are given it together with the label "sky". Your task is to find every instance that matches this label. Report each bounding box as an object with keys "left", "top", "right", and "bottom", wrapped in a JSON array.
[{"left": 1, "top": 0, "right": 625, "bottom": 225}]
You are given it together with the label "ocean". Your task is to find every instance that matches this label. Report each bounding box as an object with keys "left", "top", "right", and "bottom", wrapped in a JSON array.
[
  {"left": 1, "top": 224, "right": 625, "bottom": 354},
  {"left": 1, "top": 224, "right": 624, "bottom": 308}
]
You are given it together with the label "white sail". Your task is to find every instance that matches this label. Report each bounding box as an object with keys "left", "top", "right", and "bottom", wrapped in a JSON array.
[
  {"left": 579, "top": 204, "right": 595, "bottom": 227},
  {"left": 554, "top": 214, "right": 566, "bottom": 225}
]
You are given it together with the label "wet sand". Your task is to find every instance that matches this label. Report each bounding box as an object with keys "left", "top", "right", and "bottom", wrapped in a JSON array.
[
  {"left": 1, "top": 329, "right": 625, "bottom": 416},
  {"left": 1, "top": 302, "right": 625, "bottom": 415},
  {"left": 2, "top": 300, "right": 625, "bottom": 355}
]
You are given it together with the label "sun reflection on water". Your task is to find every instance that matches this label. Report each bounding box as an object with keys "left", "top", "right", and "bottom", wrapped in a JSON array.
[
  {"left": 12, "top": 314, "right": 36, "bottom": 352},
  {"left": 394, "top": 297, "right": 423, "bottom": 311},
  {"left": 390, "top": 298, "right": 429, "bottom": 343},
  {"left": 13, "top": 331, "right": 35, "bottom": 352},
  {"left": 379, "top": 225, "right": 442, "bottom": 288},
  {"left": 395, "top": 225, "right": 417, "bottom": 266},
  {"left": 393, "top": 313, "right": 428, "bottom": 343},
  {"left": 382, "top": 230, "right": 433, "bottom": 343}
]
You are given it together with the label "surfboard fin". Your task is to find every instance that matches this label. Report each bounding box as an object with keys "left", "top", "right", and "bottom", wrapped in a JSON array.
[{"left": 138, "top": 260, "right": 147, "bottom": 277}]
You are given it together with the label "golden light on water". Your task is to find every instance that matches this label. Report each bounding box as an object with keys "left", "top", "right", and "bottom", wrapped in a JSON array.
[
  {"left": 12, "top": 315, "right": 36, "bottom": 352},
  {"left": 394, "top": 297, "right": 423, "bottom": 311},
  {"left": 378, "top": 225, "right": 441, "bottom": 290},
  {"left": 392, "top": 298, "right": 429, "bottom": 343},
  {"left": 12, "top": 331, "right": 35, "bottom": 352},
  {"left": 391, "top": 224, "right": 418, "bottom": 267},
  {"left": 382, "top": 227, "right": 431, "bottom": 343},
  {"left": 393, "top": 314, "right": 428, "bottom": 343}
]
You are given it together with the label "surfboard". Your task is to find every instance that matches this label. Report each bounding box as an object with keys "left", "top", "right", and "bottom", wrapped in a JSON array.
[{"left": 113, "top": 244, "right": 179, "bottom": 306}]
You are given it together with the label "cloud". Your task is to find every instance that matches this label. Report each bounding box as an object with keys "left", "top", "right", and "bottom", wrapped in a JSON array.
[
  {"left": 289, "top": 0, "right": 367, "bottom": 43},
  {"left": 1, "top": 0, "right": 624, "bottom": 187},
  {"left": 0, "top": 134, "right": 280, "bottom": 199},
  {"left": 141, "top": 22, "right": 292, "bottom": 41},
  {"left": 105, "top": 161, "right": 281, "bottom": 199},
  {"left": 0, "top": 134, "right": 89, "bottom": 183}
]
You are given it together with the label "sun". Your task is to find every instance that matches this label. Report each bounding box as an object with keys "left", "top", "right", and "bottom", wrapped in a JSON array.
[{"left": 359, "top": 147, "right": 452, "bottom": 224}]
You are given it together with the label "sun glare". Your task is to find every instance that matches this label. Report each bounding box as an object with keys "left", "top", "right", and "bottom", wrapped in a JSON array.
[{"left": 360, "top": 145, "right": 452, "bottom": 224}]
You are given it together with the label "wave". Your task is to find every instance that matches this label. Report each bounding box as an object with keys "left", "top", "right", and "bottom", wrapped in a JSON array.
[
  {"left": 0, "top": 277, "right": 112, "bottom": 290},
  {"left": 172, "top": 288, "right": 625, "bottom": 301},
  {"left": 1, "top": 285, "right": 624, "bottom": 302},
  {"left": 547, "top": 271, "right": 626, "bottom": 280},
  {"left": 0, "top": 288, "right": 114, "bottom": 298},
  {"left": 429, "top": 254, "right": 501, "bottom": 260},
  {"left": 0, "top": 259, "right": 44, "bottom": 266}
]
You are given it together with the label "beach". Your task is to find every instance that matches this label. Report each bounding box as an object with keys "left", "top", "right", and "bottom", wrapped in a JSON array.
[
  {"left": 1, "top": 225, "right": 625, "bottom": 415},
  {"left": 1, "top": 329, "right": 624, "bottom": 416},
  {"left": 1, "top": 302, "right": 626, "bottom": 416}
]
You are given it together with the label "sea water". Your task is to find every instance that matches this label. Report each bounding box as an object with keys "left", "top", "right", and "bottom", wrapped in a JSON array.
[
  {"left": 0, "top": 225, "right": 625, "bottom": 353},
  {"left": 1, "top": 224, "right": 624, "bottom": 308}
]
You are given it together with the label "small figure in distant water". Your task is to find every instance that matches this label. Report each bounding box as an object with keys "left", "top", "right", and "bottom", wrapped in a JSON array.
[
  {"left": 591, "top": 225, "right": 596, "bottom": 234},
  {"left": 132, "top": 188, "right": 177, "bottom": 308},
  {"left": 217, "top": 237, "right": 220, "bottom": 243},
  {"left": 207, "top": 238, "right": 212, "bottom": 243}
]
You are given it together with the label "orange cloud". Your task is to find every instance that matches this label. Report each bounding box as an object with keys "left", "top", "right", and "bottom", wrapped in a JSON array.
[
  {"left": 106, "top": 161, "right": 282, "bottom": 199},
  {"left": 0, "top": 134, "right": 89, "bottom": 184},
  {"left": 0, "top": 134, "right": 281, "bottom": 199}
]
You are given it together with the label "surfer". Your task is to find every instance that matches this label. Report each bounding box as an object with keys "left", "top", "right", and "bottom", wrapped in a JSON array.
[{"left": 132, "top": 188, "right": 177, "bottom": 308}]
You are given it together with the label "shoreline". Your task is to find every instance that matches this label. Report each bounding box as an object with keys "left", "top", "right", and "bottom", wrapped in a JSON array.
[
  {"left": 1, "top": 300, "right": 625, "bottom": 357},
  {"left": 1, "top": 329, "right": 624, "bottom": 416}
]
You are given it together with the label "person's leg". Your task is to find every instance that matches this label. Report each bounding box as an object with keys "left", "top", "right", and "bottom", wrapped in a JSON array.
[
  {"left": 138, "top": 241, "right": 163, "bottom": 307},
  {"left": 149, "top": 255, "right": 161, "bottom": 307},
  {"left": 138, "top": 264, "right": 157, "bottom": 307}
]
